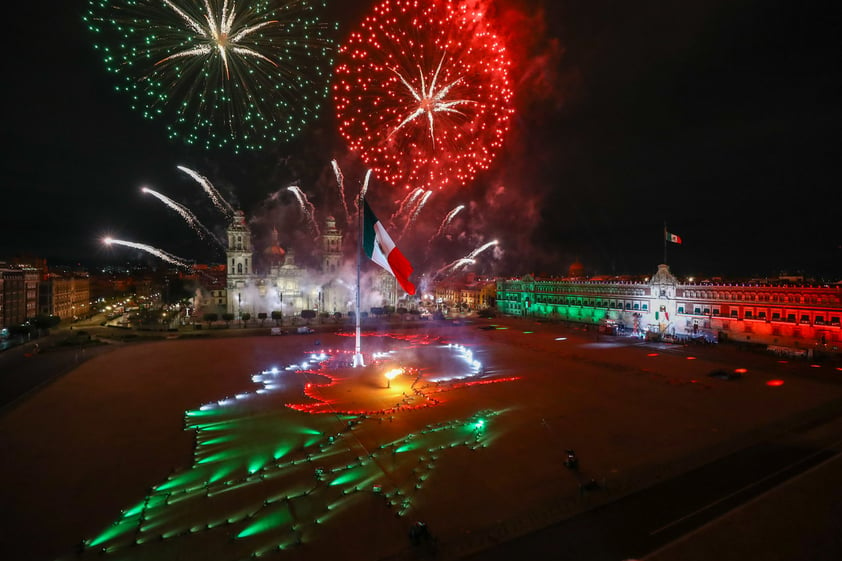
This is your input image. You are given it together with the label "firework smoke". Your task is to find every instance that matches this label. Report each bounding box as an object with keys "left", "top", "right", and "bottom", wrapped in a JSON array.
[
  {"left": 178, "top": 165, "right": 235, "bottom": 217},
  {"left": 288, "top": 185, "right": 321, "bottom": 238},
  {"left": 103, "top": 237, "right": 191, "bottom": 268},
  {"left": 141, "top": 187, "right": 222, "bottom": 247}
]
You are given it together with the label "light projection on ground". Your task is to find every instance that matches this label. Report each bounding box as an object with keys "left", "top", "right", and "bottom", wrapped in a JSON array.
[{"left": 77, "top": 332, "right": 518, "bottom": 559}]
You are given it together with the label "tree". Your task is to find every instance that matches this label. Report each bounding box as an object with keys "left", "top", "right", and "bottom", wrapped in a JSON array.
[
  {"left": 257, "top": 312, "right": 267, "bottom": 327},
  {"left": 271, "top": 310, "right": 283, "bottom": 326},
  {"left": 241, "top": 312, "right": 251, "bottom": 327},
  {"left": 203, "top": 312, "right": 218, "bottom": 327},
  {"left": 301, "top": 309, "right": 317, "bottom": 320},
  {"left": 222, "top": 313, "right": 235, "bottom": 327}
]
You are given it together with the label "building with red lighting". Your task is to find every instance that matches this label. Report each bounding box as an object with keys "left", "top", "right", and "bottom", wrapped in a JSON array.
[{"left": 497, "top": 264, "right": 842, "bottom": 352}]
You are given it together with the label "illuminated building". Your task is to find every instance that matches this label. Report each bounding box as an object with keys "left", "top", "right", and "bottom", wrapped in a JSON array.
[
  {"left": 497, "top": 264, "right": 842, "bottom": 351},
  {"left": 224, "top": 212, "right": 353, "bottom": 319}
]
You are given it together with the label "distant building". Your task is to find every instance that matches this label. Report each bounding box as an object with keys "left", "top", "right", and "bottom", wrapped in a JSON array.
[
  {"left": 433, "top": 273, "right": 496, "bottom": 312},
  {"left": 40, "top": 273, "right": 91, "bottom": 322},
  {"left": 497, "top": 264, "right": 842, "bottom": 350},
  {"left": 0, "top": 265, "right": 26, "bottom": 332}
]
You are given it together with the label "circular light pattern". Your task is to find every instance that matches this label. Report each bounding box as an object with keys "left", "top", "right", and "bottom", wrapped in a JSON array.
[
  {"left": 333, "top": 0, "right": 514, "bottom": 190},
  {"left": 85, "top": 0, "right": 336, "bottom": 151}
]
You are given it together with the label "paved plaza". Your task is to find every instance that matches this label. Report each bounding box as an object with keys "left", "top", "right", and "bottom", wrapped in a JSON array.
[{"left": 2, "top": 319, "right": 842, "bottom": 561}]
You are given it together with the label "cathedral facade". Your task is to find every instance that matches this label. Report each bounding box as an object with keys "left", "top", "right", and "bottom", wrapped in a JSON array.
[{"left": 225, "top": 211, "right": 353, "bottom": 319}]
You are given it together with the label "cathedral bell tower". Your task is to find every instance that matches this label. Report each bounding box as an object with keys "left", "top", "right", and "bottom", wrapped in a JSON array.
[
  {"left": 226, "top": 210, "right": 253, "bottom": 317},
  {"left": 321, "top": 216, "right": 342, "bottom": 275}
]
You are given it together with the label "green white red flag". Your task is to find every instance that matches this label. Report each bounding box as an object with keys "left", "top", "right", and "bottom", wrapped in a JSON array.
[
  {"left": 665, "top": 229, "right": 682, "bottom": 244},
  {"left": 363, "top": 199, "right": 416, "bottom": 295}
]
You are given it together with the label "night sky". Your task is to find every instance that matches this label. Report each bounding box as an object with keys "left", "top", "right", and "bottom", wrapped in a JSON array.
[{"left": 3, "top": 0, "right": 840, "bottom": 280}]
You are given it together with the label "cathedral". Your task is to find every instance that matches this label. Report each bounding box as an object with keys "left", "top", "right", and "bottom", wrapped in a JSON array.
[{"left": 224, "top": 211, "right": 353, "bottom": 319}]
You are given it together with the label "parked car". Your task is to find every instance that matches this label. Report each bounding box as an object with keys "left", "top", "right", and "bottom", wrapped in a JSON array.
[
  {"left": 297, "top": 326, "right": 315, "bottom": 334},
  {"left": 270, "top": 327, "right": 288, "bottom": 336}
]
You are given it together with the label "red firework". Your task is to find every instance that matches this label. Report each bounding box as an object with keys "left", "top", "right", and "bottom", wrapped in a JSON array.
[{"left": 334, "top": 0, "right": 514, "bottom": 191}]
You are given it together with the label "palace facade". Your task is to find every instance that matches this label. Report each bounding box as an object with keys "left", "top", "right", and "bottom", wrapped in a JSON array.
[{"left": 497, "top": 264, "right": 842, "bottom": 351}]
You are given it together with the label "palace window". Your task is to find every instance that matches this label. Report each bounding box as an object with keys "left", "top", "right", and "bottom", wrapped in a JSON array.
[
  {"left": 633, "top": 303, "right": 640, "bottom": 310},
  {"left": 730, "top": 310, "right": 738, "bottom": 317},
  {"left": 815, "top": 316, "right": 825, "bottom": 324},
  {"left": 642, "top": 304, "right": 648, "bottom": 311},
  {"left": 703, "top": 308, "right": 710, "bottom": 314},
  {"left": 713, "top": 308, "right": 721, "bottom": 315},
  {"left": 694, "top": 307, "right": 701, "bottom": 314},
  {"left": 758, "top": 311, "right": 766, "bottom": 319},
  {"left": 787, "top": 314, "right": 796, "bottom": 322},
  {"left": 678, "top": 306, "right": 685, "bottom": 314},
  {"left": 772, "top": 312, "right": 781, "bottom": 320},
  {"left": 745, "top": 311, "right": 753, "bottom": 319},
  {"left": 801, "top": 314, "right": 810, "bottom": 323}
]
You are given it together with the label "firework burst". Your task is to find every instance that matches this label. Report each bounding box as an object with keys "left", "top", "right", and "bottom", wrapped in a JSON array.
[
  {"left": 85, "top": 0, "right": 336, "bottom": 151},
  {"left": 334, "top": 0, "right": 514, "bottom": 191}
]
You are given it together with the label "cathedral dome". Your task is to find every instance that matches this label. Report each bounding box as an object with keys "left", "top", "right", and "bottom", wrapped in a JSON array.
[{"left": 568, "top": 260, "right": 585, "bottom": 278}]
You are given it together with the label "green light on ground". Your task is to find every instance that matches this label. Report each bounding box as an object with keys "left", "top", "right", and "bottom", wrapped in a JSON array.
[
  {"left": 273, "top": 444, "right": 293, "bottom": 460},
  {"left": 329, "top": 467, "right": 369, "bottom": 486},
  {"left": 208, "top": 464, "right": 239, "bottom": 484},
  {"left": 523, "top": 331, "right": 533, "bottom": 334},
  {"left": 201, "top": 435, "right": 236, "bottom": 446},
  {"left": 496, "top": 327, "right": 509, "bottom": 330},
  {"left": 89, "top": 519, "right": 137, "bottom": 547},
  {"left": 395, "top": 441, "right": 422, "bottom": 453},
  {"left": 237, "top": 506, "right": 292, "bottom": 539}
]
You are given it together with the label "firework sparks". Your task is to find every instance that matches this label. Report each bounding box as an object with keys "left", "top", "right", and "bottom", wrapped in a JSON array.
[
  {"left": 288, "top": 186, "right": 321, "bottom": 238},
  {"left": 334, "top": 0, "right": 514, "bottom": 190},
  {"left": 86, "top": 0, "right": 336, "bottom": 151},
  {"left": 354, "top": 169, "right": 373, "bottom": 215},
  {"left": 177, "top": 166, "right": 234, "bottom": 217},
  {"left": 390, "top": 187, "right": 424, "bottom": 225},
  {"left": 141, "top": 187, "right": 221, "bottom": 246},
  {"left": 467, "top": 240, "right": 499, "bottom": 260},
  {"left": 432, "top": 204, "right": 465, "bottom": 241},
  {"left": 330, "top": 160, "right": 351, "bottom": 223},
  {"left": 401, "top": 190, "right": 433, "bottom": 239},
  {"left": 436, "top": 258, "right": 475, "bottom": 277},
  {"left": 103, "top": 238, "right": 191, "bottom": 268}
]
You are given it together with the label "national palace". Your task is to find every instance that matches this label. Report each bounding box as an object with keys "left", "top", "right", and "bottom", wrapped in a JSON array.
[{"left": 496, "top": 264, "right": 842, "bottom": 353}]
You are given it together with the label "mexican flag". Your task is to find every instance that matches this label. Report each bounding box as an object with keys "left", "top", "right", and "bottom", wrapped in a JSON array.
[
  {"left": 363, "top": 199, "right": 416, "bottom": 295},
  {"left": 665, "top": 230, "right": 682, "bottom": 244}
]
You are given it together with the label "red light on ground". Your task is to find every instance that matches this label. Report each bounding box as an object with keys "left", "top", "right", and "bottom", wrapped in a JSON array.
[
  {"left": 734, "top": 368, "right": 748, "bottom": 374},
  {"left": 647, "top": 353, "right": 659, "bottom": 357},
  {"left": 810, "top": 364, "right": 821, "bottom": 368},
  {"left": 837, "top": 367, "right": 842, "bottom": 372},
  {"left": 766, "top": 380, "right": 785, "bottom": 387},
  {"left": 686, "top": 356, "right": 696, "bottom": 360},
  {"left": 777, "top": 360, "right": 788, "bottom": 364}
]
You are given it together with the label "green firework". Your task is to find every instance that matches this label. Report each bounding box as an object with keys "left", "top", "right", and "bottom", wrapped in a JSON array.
[{"left": 85, "top": 0, "right": 337, "bottom": 152}]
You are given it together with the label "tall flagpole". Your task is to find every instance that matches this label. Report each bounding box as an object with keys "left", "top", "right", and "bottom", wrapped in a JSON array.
[
  {"left": 663, "top": 220, "right": 668, "bottom": 265},
  {"left": 353, "top": 189, "right": 364, "bottom": 367}
]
